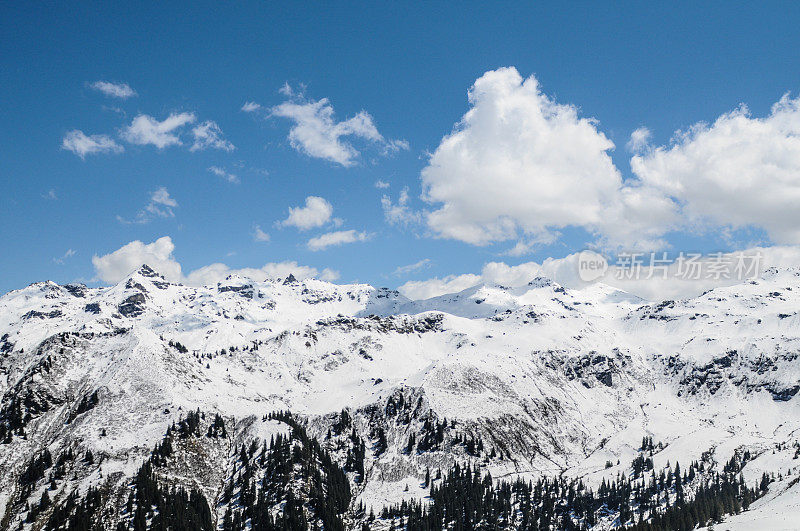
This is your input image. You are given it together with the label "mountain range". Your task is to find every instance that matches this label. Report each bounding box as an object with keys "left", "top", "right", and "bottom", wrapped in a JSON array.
[{"left": 1, "top": 264, "right": 799, "bottom": 530}]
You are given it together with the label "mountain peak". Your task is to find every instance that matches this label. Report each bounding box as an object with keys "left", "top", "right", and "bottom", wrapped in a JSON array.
[
  {"left": 136, "top": 264, "right": 162, "bottom": 279},
  {"left": 526, "top": 275, "right": 554, "bottom": 288}
]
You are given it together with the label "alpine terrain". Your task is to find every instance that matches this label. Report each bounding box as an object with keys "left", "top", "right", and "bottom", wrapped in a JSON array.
[{"left": 1, "top": 264, "right": 800, "bottom": 530}]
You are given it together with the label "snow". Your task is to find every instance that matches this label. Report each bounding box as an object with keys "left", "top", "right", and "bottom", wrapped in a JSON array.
[
  {"left": 2, "top": 264, "right": 800, "bottom": 524},
  {"left": 699, "top": 480, "right": 800, "bottom": 530}
]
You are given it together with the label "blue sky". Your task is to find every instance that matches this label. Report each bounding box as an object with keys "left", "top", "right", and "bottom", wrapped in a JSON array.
[{"left": 3, "top": 2, "right": 800, "bottom": 297}]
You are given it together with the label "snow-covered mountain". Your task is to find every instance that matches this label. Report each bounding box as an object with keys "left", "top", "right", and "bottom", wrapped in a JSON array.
[{"left": 1, "top": 264, "right": 799, "bottom": 529}]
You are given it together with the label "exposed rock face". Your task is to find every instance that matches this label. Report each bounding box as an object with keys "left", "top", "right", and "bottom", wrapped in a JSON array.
[
  {"left": 137, "top": 264, "right": 161, "bottom": 278},
  {"left": 22, "top": 309, "right": 63, "bottom": 320},
  {"left": 63, "top": 284, "right": 87, "bottom": 298},
  {"left": 117, "top": 292, "right": 146, "bottom": 317},
  {"left": 218, "top": 283, "right": 255, "bottom": 299}
]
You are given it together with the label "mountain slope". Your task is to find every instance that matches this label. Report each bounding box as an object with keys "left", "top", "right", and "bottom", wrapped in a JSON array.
[{"left": 1, "top": 265, "right": 799, "bottom": 529}]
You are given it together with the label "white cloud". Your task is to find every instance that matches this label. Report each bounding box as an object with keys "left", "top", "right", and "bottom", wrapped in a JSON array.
[
  {"left": 306, "top": 230, "right": 371, "bottom": 251},
  {"left": 90, "top": 237, "right": 800, "bottom": 302},
  {"left": 547, "top": 247, "right": 800, "bottom": 301},
  {"left": 53, "top": 248, "right": 76, "bottom": 265},
  {"left": 208, "top": 166, "right": 239, "bottom": 184},
  {"left": 400, "top": 246, "right": 800, "bottom": 301},
  {"left": 43, "top": 189, "right": 57, "bottom": 200},
  {"left": 480, "top": 261, "right": 546, "bottom": 287},
  {"left": 278, "top": 82, "right": 297, "bottom": 97},
  {"left": 382, "top": 187, "right": 423, "bottom": 226},
  {"left": 90, "top": 81, "right": 136, "bottom": 99},
  {"left": 92, "top": 236, "right": 339, "bottom": 285},
  {"left": 117, "top": 187, "right": 178, "bottom": 224},
  {"left": 92, "top": 236, "right": 183, "bottom": 283},
  {"left": 150, "top": 187, "right": 177, "bottom": 209},
  {"left": 102, "top": 105, "right": 126, "bottom": 116},
  {"left": 241, "top": 101, "right": 262, "bottom": 112},
  {"left": 631, "top": 94, "right": 800, "bottom": 245},
  {"left": 392, "top": 259, "right": 432, "bottom": 276},
  {"left": 502, "top": 241, "right": 534, "bottom": 257},
  {"left": 280, "top": 196, "right": 334, "bottom": 230},
  {"left": 501, "top": 232, "right": 560, "bottom": 257},
  {"left": 61, "top": 130, "right": 124, "bottom": 158},
  {"left": 420, "top": 67, "right": 673, "bottom": 250},
  {"left": 398, "top": 273, "right": 482, "bottom": 300},
  {"left": 253, "top": 225, "right": 270, "bottom": 242},
  {"left": 119, "top": 113, "right": 231, "bottom": 152},
  {"left": 120, "top": 112, "right": 196, "bottom": 149},
  {"left": 185, "top": 261, "right": 340, "bottom": 285},
  {"left": 421, "top": 67, "right": 620, "bottom": 245},
  {"left": 627, "top": 126, "right": 652, "bottom": 153},
  {"left": 375, "top": 180, "right": 390, "bottom": 189},
  {"left": 271, "top": 87, "right": 407, "bottom": 166},
  {"left": 398, "top": 258, "right": 598, "bottom": 300},
  {"left": 272, "top": 99, "right": 379, "bottom": 166},
  {"left": 190, "top": 121, "right": 235, "bottom": 152},
  {"left": 398, "top": 261, "right": 545, "bottom": 299},
  {"left": 384, "top": 138, "right": 410, "bottom": 154}
]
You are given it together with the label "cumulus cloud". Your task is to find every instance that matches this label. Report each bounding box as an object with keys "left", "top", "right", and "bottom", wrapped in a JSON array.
[
  {"left": 117, "top": 187, "right": 178, "bottom": 224},
  {"left": 631, "top": 94, "right": 800, "bottom": 245},
  {"left": 90, "top": 81, "right": 137, "bottom": 99},
  {"left": 253, "top": 225, "right": 270, "bottom": 242},
  {"left": 118, "top": 113, "right": 231, "bottom": 152},
  {"left": 270, "top": 87, "right": 408, "bottom": 166},
  {"left": 390, "top": 257, "right": 583, "bottom": 300},
  {"left": 398, "top": 256, "right": 644, "bottom": 300},
  {"left": 208, "top": 166, "right": 239, "bottom": 184},
  {"left": 190, "top": 121, "right": 235, "bottom": 152},
  {"left": 554, "top": 247, "right": 800, "bottom": 301},
  {"left": 92, "top": 236, "right": 183, "bottom": 283},
  {"left": 420, "top": 67, "right": 674, "bottom": 250},
  {"left": 398, "top": 273, "right": 482, "bottom": 300},
  {"left": 481, "top": 261, "right": 546, "bottom": 287},
  {"left": 120, "top": 112, "right": 196, "bottom": 149},
  {"left": 399, "top": 247, "right": 800, "bottom": 301},
  {"left": 375, "top": 180, "right": 390, "bottom": 189},
  {"left": 61, "top": 130, "right": 124, "bottom": 158},
  {"left": 92, "top": 236, "right": 339, "bottom": 285},
  {"left": 422, "top": 67, "right": 620, "bottom": 245},
  {"left": 382, "top": 187, "right": 422, "bottom": 226},
  {"left": 306, "top": 230, "right": 371, "bottom": 251},
  {"left": 280, "top": 196, "right": 334, "bottom": 230},
  {"left": 626, "top": 126, "right": 652, "bottom": 153}
]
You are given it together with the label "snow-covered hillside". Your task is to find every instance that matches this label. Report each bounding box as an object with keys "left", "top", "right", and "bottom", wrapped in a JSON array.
[{"left": 1, "top": 264, "right": 799, "bottom": 529}]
